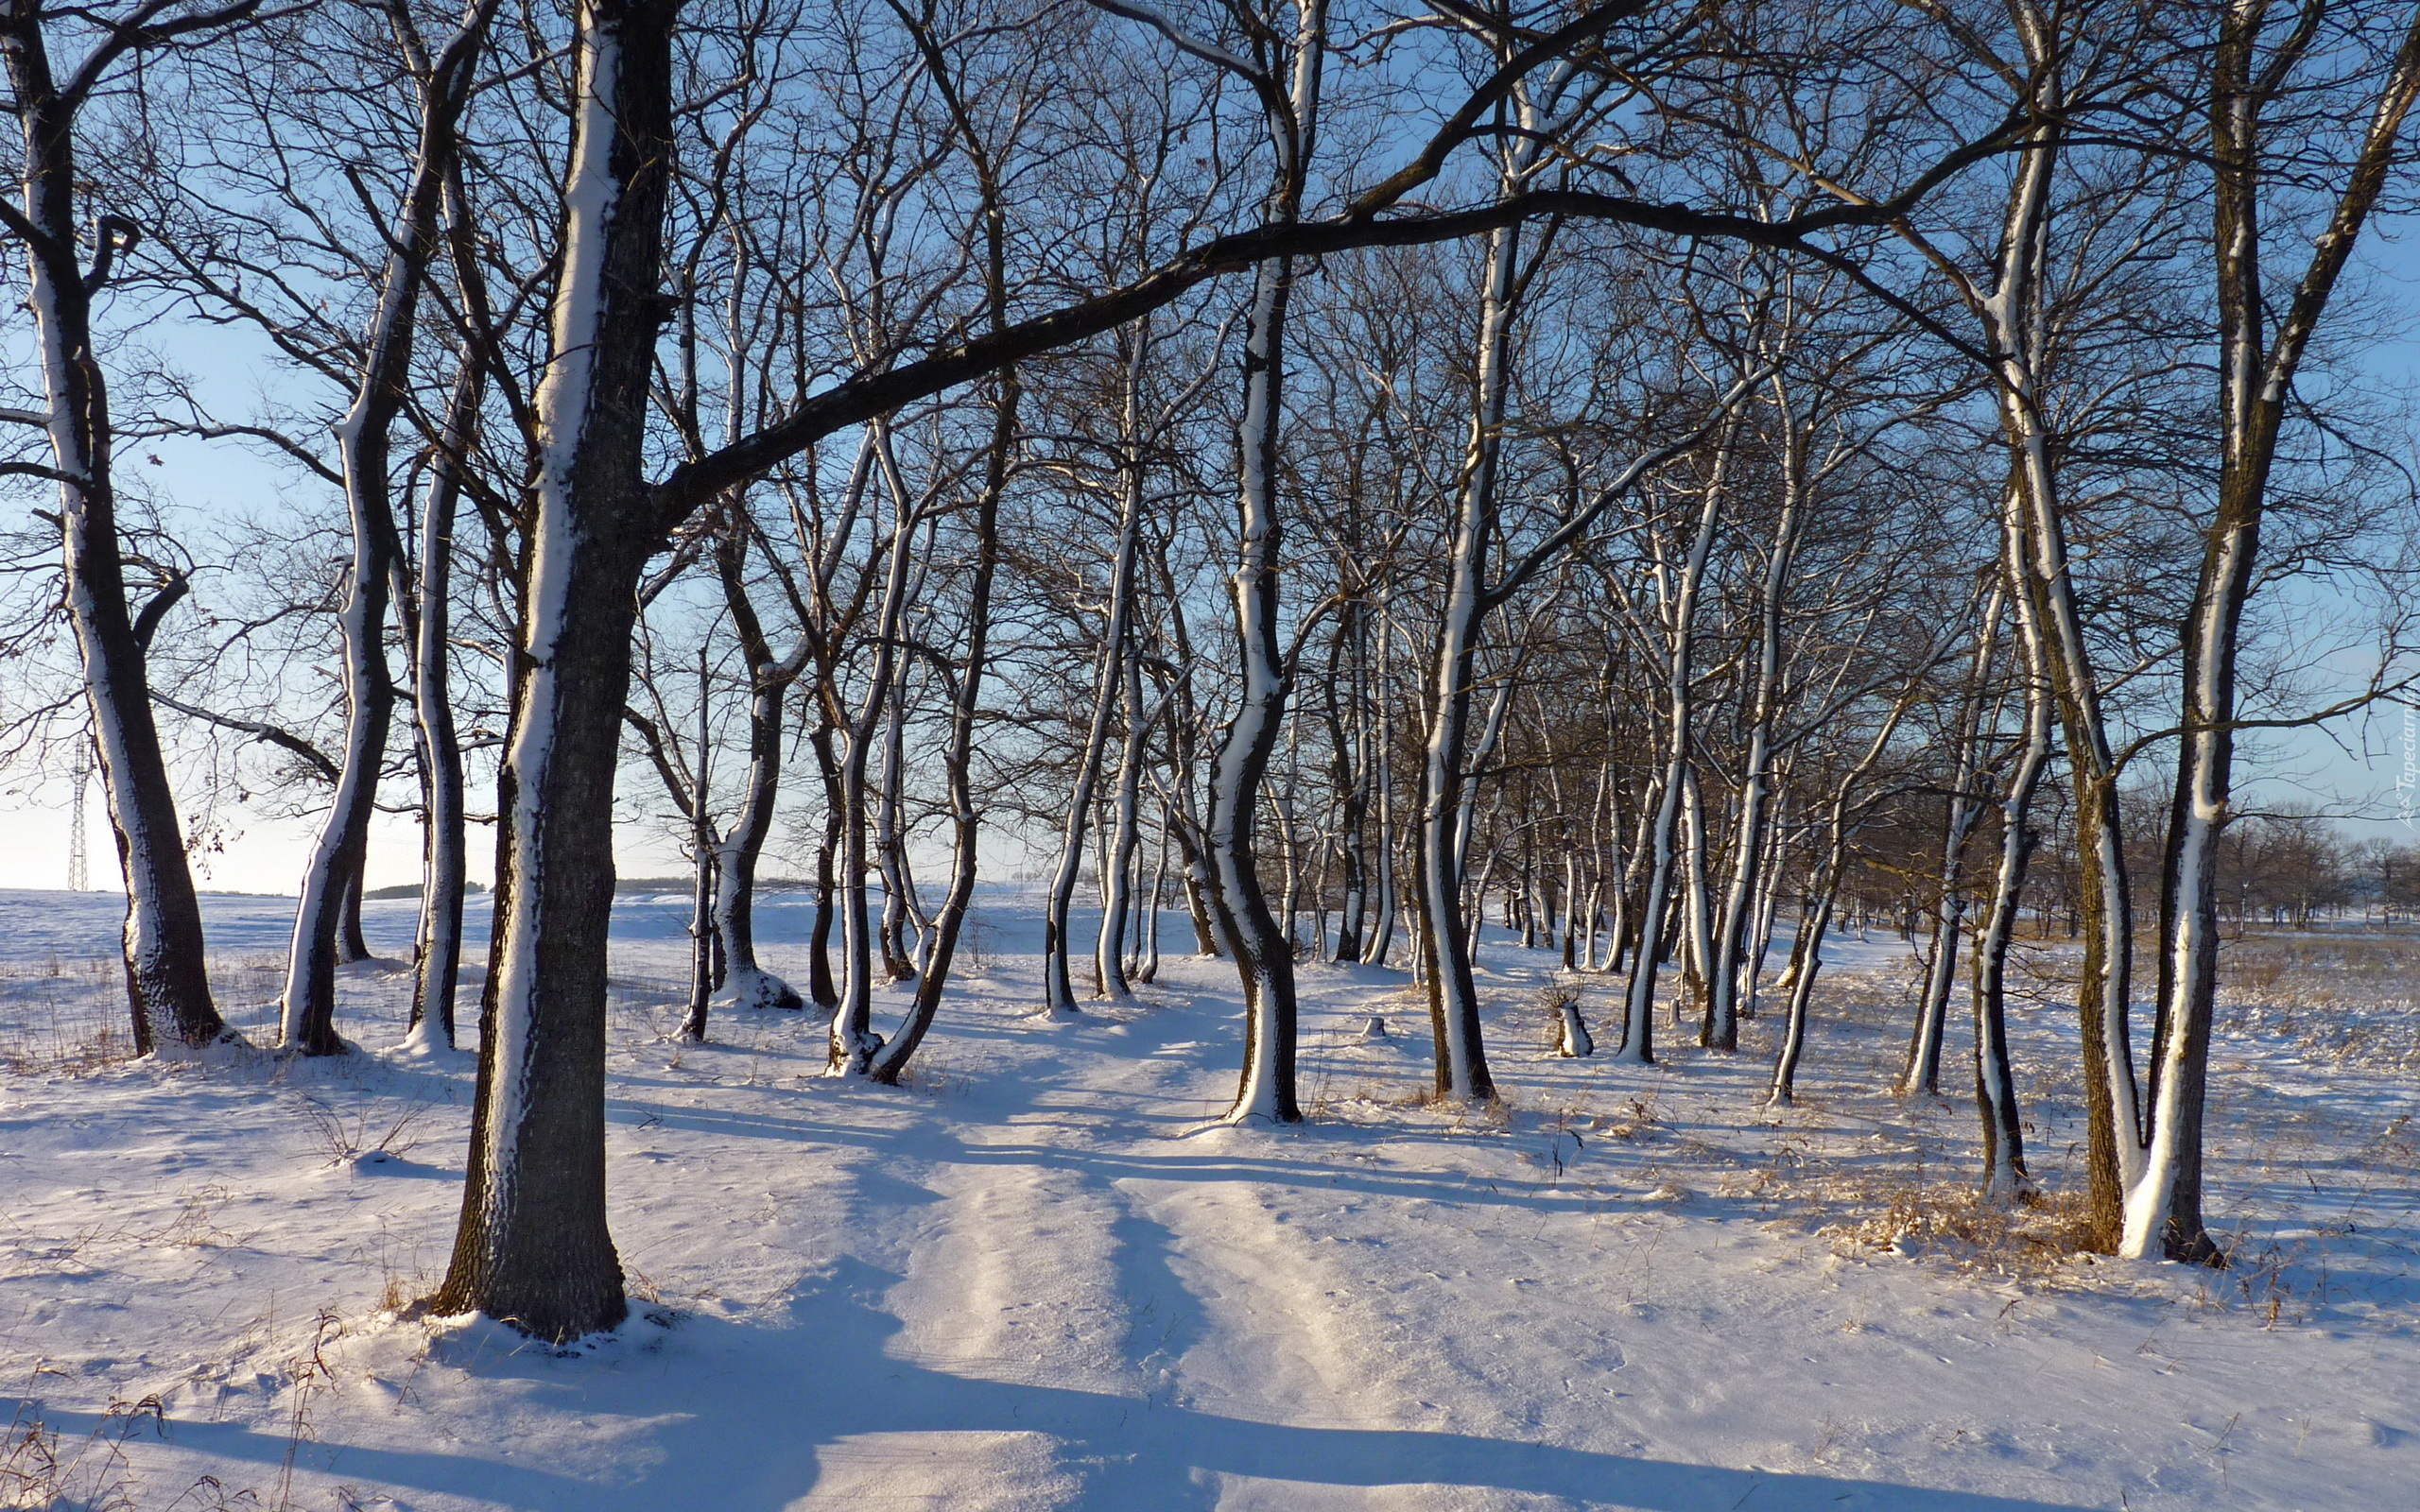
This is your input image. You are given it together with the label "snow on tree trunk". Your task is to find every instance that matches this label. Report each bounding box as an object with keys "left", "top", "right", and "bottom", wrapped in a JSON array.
[
  {"left": 2126, "top": 6, "right": 2420, "bottom": 1261},
  {"left": 406, "top": 366, "right": 475, "bottom": 1056},
  {"left": 1046, "top": 396, "right": 1148, "bottom": 1013},
  {"left": 1704, "top": 383, "right": 1803, "bottom": 1049},
  {"left": 280, "top": 431, "right": 396, "bottom": 1056},
  {"left": 875, "top": 644, "right": 922, "bottom": 983},
  {"left": 707, "top": 688, "right": 804, "bottom": 1015},
  {"left": 871, "top": 302, "right": 1016, "bottom": 1083},
  {"left": 338, "top": 867, "right": 374, "bottom": 965},
  {"left": 830, "top": 428, "right": 920, "bottom": 1073},
  {"left": 1412, "top": 266, "right": 1519, "bottom": 1095},
  {"left": 806, "top": 725, "right": 843, "bottom": 1010},
  {"left": 1618, "top": 461, "right": 1726, "bottom": 1064},
  {"left": 1970, "top": 563, "right": 2047, "bottom": 1200},
  {"left": 282, "top": 0, "right": 495, "bottom": 1057},
  {"left": 1901, "top": 589, "right": 2002, "bottom": 1096},
  {"left": 430, "top": 0, "right": 674, "bottom": 1341},
  {"left": 1359, "top": 596, "right": 1398, "bottom": 967},
  {"left": 706, "top": 533, "right": 804, "bottom": 1016},
  {"left": 680, "top": 654, "right": 717, "bottom": 1043},
  {"left": 1096, "top": 626, "right": 1150, "bottom": 998},
  {"left": 1210, "top": 242, "right": 1305, "bottom": 1125},
  {"left": 1137, "top": 816, "right": 1166, "bottom": 984},
  {"left": 7, "top": 14, "right": 231, "bottom": 1056},
  {"left": 1767, "top": 889, "right": 1831, "bottom": 1108}
]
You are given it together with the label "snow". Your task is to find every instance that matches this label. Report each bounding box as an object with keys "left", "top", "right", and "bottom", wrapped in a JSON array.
[{"left": 3, "top": 886, "right": 2416, "bottom": 1510}]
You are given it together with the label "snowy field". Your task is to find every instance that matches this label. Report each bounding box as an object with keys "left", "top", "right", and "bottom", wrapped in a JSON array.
[{"left": 2, "top": 886, "right": 2415, "bottom": 1510}]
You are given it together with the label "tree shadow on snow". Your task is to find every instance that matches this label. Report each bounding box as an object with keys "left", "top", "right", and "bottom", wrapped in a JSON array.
[{"left": 50, "top": 1253, "right": 2100, "bottom": 1512}]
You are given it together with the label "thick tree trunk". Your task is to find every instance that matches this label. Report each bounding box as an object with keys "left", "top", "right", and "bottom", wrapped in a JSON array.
[
  {"left": 7, "top": 16, "right": 230, "bottom": 1055},
  {"left": 430, "top": 0, "right": 675, "bottom": 1340}
]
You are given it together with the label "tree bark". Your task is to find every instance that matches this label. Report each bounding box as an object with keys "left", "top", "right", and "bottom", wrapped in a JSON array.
[
  {"left": 429, "top": 0, "right": 675, "bottom": 1340},
  {"left": 280, "top": 0, "right": 495, "bottom": 1056},
  {"left": 406, "top": 359, "right": 478, "bottom": 1054},
  {"left": 5, "top": 2, "right": 233, "bottom": 1056}
]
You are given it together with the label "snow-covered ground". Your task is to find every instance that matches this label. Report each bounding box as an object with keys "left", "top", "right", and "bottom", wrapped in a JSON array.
[{"left": 2, "top": 886, "right": 2414, "bottom": 1510}]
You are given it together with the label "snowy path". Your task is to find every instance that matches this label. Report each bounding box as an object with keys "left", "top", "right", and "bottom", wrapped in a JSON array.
[{"left": 2, "top": 889, "right": 2416, "bottom": 1509}]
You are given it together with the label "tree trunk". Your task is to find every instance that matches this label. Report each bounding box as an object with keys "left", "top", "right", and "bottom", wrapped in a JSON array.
[
  {"left": 712, "top": 700, "right": 802, "bottom": 1010},
  {"left": 1044, "top": 417, "right": 1147, "bottom": 1013},
  {"left": 406, "top": 357, "right": 477, "bottom": 1055},
  {"left": 1096, "top": 627, "right": 1150, "bottom": 998},
  {"left": 805, "top": 723, "right": 842, "bottom": 1010},
  {"left": 1617, "top": 472, "right": 1724, "bottom": 1064},
  {"left": 1901, "top": 588, "right": 2003, "bottom": 1095},
  {"left": 1360, "top": 596, "right": 1398, "bottom": 967},
  {"left": 1705, "top": 385, "right": 1804, "bottom": 1048},
  {"left": 830, "top": 429, "right": 919, "bottom": 1072},
  {"left": 430, "top": 0, "right": 674, "bottom": 1340},
  {"left": 281, "top": 0, "right": 494, "bottom": 1056},
  {"left": 1209, "top": 242, "right": 1305, "bottom": 1125},
  {"left": 7, "top": 13, "right": 230, "bottom": 1055},
  {"left": 870, "top": 305, "right": 1016, "bottom": 1081},
  {"left": 679, "top": 647, "right": 717, "bottom": 1043},
  {"left": 2129, "top": 3, "right": 2420, "bottom": 1262}
]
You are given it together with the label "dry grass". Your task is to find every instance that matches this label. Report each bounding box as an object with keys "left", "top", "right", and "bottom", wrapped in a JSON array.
[
  {"left": 297, "top": 1096, "right": 428, "bottom": 1168},
  {"left": 0, "top": 1383, "right": 181, "bottom": 1512},
  {"left": 1812, "top": 1180, "right": 2105, "bottom": 1280},
  {"left": 0, "top": 953, "right": 284, "bottom": 1076},
  {"left": 2214, "top": 929, "right": 2420, "bottom": 1076},
  {"left": 0, "top": 954, "right": 133, "bottom": 1075}
]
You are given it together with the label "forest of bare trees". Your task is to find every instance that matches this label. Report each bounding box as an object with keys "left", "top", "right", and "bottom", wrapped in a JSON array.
[{"left": 5, "top": 0, "right": 2420, "bottom": 1347}]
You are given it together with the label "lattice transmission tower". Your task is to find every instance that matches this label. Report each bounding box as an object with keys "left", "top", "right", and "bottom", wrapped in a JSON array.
[{"left": 68, "top": 746, "right": 91, "bottom": 892}]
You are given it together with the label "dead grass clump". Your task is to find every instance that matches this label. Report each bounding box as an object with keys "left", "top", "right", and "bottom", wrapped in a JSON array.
[
  {"left": 1, "top": 1385, "right": 166, "bottom": 1511},
  {"left": 299, "top": 1096, "right": 427, "bottom": 1168},
  {"left": 955, "top": 920, "right": 1001, "bottom": 977},
  {"left": 1814, "top": 1181, "right": 2103, "bottom": 1280},
  {"left": 1590, "top": 1095, "right": 1660, "bottom": 1142},
  {"left": 0, "top": 952, "right": 288, "bottom": 1075}
]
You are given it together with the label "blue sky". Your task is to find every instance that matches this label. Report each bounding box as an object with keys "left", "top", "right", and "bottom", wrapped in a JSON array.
[{"left": 9, "top": 209, "right": 2420, "bottom": 898}]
